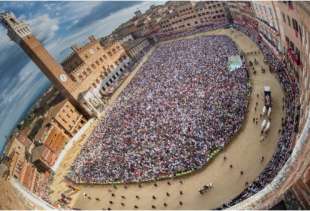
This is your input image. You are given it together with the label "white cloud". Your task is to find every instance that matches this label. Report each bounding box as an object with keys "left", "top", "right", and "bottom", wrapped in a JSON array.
[
  {"left": 58, "top": 1, "right": 102, "bottom": 25},
  {"left": 51, "top": 1, "right": 160, "bottom": 58},
  {"left": 0, "top": 27, "right": 13, "bottom": 49},
  {"left": 27, "top": 14, "right": 59, "bottom": 43}
]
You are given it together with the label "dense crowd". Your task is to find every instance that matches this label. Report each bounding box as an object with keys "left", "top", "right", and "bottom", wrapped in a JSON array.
[
  {"left": 69, "top": 35, "right": 249, "bottom": 184},
  {"left": 218, "top": 24, "right": 299, "bottom": 208}
]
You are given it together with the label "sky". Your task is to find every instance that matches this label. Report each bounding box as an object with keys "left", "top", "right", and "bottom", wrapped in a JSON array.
[{"left": 0, "top": 1, "right": 164, "bottom": 153}]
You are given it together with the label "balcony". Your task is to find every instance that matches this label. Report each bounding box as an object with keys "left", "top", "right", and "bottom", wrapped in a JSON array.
[{"left": 288, "top": 48, "right": 302, "bottom": 66}]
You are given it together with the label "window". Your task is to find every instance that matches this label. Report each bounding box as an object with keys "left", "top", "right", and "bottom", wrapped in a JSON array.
[
  {"left": 268, "top": 8, "right": 272, "bottom": 17},
  {"left": 286, "top": 15, "right": 291, "bottom": 27},
  {"left": 288, "top": 1, "right": 293, "bottom": 9},
  {"left": 299, "top": 24, "right": 303, "bottom": 41},
  {"left": 295, "top": 47, "right": 301, "bottom": 61}
]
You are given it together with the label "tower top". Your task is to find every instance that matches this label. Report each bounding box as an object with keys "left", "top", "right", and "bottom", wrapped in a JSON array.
[{"left": 0, "top": 11, "right": 31, "bottom": 43}]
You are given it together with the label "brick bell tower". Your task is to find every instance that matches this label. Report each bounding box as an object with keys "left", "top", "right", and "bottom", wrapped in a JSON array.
[{"left": 0, "top": 11, "right": 91, "bottom": 118}]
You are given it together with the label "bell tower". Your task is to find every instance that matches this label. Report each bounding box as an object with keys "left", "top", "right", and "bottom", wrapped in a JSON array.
[{"left": 0, "top": 11, "right": 91, "bottom": 117}]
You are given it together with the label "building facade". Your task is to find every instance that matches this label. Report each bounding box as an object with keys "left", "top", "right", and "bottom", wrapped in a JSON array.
[
  {"left": 159, "top": 1, "right": 227, "bottom": 35},
  {"left": 122, "top": 38, "right": 151, "bottom": 61},
  {"left": 45, "top": 100, "right": 86, "bottom": 137},
  {"left": 275, "top": 1, "right": 310, "bottom": 130},
  {"left": 252, "top": 1, "right": 282, "bottom": 53},
  {"left": 61, "top": 36, "right": 131, "bottom": 115},
  {"left": 227, "top": 1, "right": 258, "bottom": 30}
]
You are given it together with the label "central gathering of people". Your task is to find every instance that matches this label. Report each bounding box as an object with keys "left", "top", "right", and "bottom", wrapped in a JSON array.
[{"left": 69, "top": 35, "right": 249, "bottom": 184}]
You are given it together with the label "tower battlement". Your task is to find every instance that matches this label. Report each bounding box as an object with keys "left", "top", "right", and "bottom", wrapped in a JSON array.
[
  {"left": 0, "top": 11, "right": 31, "bottom": 43},
  {"left": 0, "top": 11, "right": 92, "bottom": 118}
]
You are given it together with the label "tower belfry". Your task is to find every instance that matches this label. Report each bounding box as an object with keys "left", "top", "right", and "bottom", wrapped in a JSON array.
[{"left": 0, "top": 11, "right": 91, "bottom": 117}]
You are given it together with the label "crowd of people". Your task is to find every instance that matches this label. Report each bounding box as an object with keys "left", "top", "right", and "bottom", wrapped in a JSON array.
[
  {"left": 69, "top": 35, "right": 249, "bottom": 184},
  {"left": 218, "top": 23, "right": 299, "bottom": 208}
]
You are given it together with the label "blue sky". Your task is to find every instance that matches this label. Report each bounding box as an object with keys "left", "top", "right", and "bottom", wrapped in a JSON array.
[{"left": 0, "top": 1, "right": 164, "bottom": 152}]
